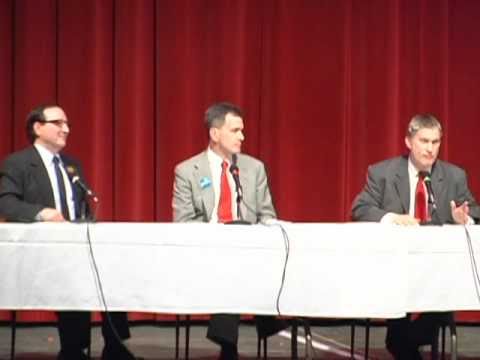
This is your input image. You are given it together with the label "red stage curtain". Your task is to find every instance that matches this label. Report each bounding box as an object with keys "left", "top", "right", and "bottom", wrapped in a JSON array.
[{"left": 1, "top": 0, "right": 480, "bottom": 322}]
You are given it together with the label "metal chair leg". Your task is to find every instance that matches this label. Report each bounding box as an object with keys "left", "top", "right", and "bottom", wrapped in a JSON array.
[
  {"left": 291, "top": 320, "right": 298, "bottom": 359},
  {"left": 256, "top": 334, "right": 267, "bottom": 359},
  {"left": 449, "top": 315, "right": 457, "bottom": 360},
  {"left": 10, "top": 311, "right": 16, "bottom": 360},
  {"left": 185, "top": 315, "right": 190, "bottom": 359},
  {"left": 304, "top": 320, "right": 313, "bottom": 360},
  {"left": 441, "top": 325, "right": 446, "bottom": 359},
  {"left": 364, "top": 319, "right": 370, "bottom": 360},
  {"left": 432, "top": 313, "right": 457, "bottom": 360},
  {"left": 175, "top": 315, "right": 180, "bottom": 359},
  {"left": 350, "top": 322, "right": 355, "bottom": 359},
  {"left": 87, "top": 317, "right": 92, "bottom": 359}
]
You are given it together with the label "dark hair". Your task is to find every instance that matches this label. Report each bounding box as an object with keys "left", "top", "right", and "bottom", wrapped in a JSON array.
[
  {"left": 25, "top": 104, "right": 57, "bottom": 144},
  {"left": 204, "top": 102, "right": 243, "bottom": 129}
]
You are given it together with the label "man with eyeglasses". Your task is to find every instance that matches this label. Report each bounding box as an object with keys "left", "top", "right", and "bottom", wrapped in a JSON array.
[{"left": 0, "top": 105, "right": 139, "bottom": 360}]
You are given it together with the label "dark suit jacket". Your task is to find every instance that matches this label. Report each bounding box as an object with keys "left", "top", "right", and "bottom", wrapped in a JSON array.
[
  {"left": 351, "top": 155, "right": 480, "bottom": 224},
  {"left": 0, "top": 146, "right": 89, "bottom": 222}
]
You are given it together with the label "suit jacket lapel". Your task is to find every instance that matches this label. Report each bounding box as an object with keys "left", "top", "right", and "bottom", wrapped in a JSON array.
[
  {"left": 28, "top": 147, "right": 56, "bottom": 208},
  {"left": 61, "top": 155, "right": 81, "bottom": 218},
  {"left": 237, "top": 156, "right": 251, "bottom": 220},
  {"left": 393, "top": 157, "right": 410, "bottom": 214},
  {"left": 431, "top": 161, "right": 445, "bottom": 208},
  {"left": 193, "top": 152, "right": 215, "bottom": 221}
]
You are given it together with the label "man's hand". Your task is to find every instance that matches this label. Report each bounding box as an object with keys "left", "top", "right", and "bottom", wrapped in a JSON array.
[
  {"left": 38, "top": 208, "right": 66, "bottom": 222},
  {"left": 451, "top": 200, "right": 470, "bottom": 225},
  {"left": 392, "top": 214, "right": 420, "bottom": 225}
]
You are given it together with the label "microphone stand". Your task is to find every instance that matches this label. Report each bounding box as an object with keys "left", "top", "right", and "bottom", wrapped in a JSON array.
[
  {"left": 226, "top": 189, "right": 251, "bottom": 225},
  {"left": 420, "top": 196, "right": 442, "bottom": 225},
  {"left": 235, "top": 189, "right": 243, "bottom": 222},
  {"left": 228, "top": 157, "right": 250, "bottom": 225},
  {"left": 72, "top": 185, "right": 97, "bottom": 223},
  {"left": 425, "top": 198, "right": 442, "bottom": 225},
  {"left": 421, "top": 171, "right": 442, "bottom": 226}
]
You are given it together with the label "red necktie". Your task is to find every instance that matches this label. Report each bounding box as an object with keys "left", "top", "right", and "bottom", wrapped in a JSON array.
[
  {"left": 217, "top": 161, "right": 233, "bottom": 223},
  {"left": 414, "top": 173, "right": 428, "bottom": 223}
]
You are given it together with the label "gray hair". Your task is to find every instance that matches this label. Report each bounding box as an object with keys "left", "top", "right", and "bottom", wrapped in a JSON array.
[{"left": 406, "top": 114, "right": 442, "bottom": 138}]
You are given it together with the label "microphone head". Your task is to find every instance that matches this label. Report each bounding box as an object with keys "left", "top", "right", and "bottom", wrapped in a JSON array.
[
  {"left": 229, "top": 154, "right": 239, "bottom": 175},
  {"left": 229, "top": 163, "right": 239, "bottom": 176},
  {"left": 419, "top": 170, "right": 432, "bottom": 182},
  {"left": 65, "top": 165, "right": 78, "bottom": 177},
  {"left": 65, "top": 165, "right": 81, "bottom": 185}
]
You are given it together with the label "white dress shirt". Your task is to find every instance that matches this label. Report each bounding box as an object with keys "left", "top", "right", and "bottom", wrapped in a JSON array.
[
  {"left": 207, "top": 147, "right": 237, "bottom": 223},
  {"left": 34, "top": 144, "right": 75, "bottom": 220}
]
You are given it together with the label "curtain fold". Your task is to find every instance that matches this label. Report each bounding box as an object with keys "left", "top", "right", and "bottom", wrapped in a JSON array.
[{"left": 2, "top": 0, "right": 480, "bottom": 323}]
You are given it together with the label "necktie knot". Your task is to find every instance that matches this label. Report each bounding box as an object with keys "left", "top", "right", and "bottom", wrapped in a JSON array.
[{"left": 222, "top": 161, "right": 229, "bottom": 172}]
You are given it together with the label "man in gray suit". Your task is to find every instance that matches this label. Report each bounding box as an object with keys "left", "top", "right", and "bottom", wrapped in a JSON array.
[
  {"left": 173, "top": 102, "right": 286, "bottom": 359},
  {"left": 352, "top": 114, "right": 480, "bottom": 359}
]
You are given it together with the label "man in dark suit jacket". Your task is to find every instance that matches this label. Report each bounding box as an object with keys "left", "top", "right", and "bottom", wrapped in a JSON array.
[
  {"left": 0, "top": 105, "right": 138, "bottom": 360},
  {"left": 172, "top": 102, "right": 287, "bottom": 360},
  {"left": 352, "top": 114, "right": 480, "bottom": 359}
]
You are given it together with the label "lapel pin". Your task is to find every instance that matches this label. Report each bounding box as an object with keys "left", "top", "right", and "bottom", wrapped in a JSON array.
[{"left": 200, "top": 177, "right": 212, "bottom": 189}]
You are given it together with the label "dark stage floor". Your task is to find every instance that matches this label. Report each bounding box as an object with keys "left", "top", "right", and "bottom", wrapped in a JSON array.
[{"left": 1, "top": 322, "right": 479, "bottom": 359}]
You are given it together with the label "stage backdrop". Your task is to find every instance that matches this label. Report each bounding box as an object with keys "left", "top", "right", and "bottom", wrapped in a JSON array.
[{"left": 1, "top": 0, "right": 480, "bottom": 323}]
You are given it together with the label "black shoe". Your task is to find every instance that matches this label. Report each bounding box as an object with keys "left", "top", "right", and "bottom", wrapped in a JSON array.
[
  {"left": 57, "top": 351, "right": 89, "bottom": 360},
  {"left": 386, "top": 346, "right": 422, "bottom": 360},
  {"left": 219, "top": 343, "right": 238, "bottom": 360},
  {"left": 101, "top": 345, "right": 143, "bottom": 360}
]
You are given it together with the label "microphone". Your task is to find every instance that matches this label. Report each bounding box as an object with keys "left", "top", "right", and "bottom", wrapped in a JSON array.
[
  {"left": 229, "top": 154, "right": 246, "bottom": 222},
  {"left": 419, "top": 171, "right": 437, "bottom": 210},
  {"left": 229, "top": 154, "right": 243, "bottom": 200},
  {"left": 66, "top": 165, "right": 99, "bottom": 203}
]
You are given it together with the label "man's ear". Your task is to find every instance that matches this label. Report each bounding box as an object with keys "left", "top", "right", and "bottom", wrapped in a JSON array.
[
  {"left": 33, "top": 122, "right": 42, "bottom": 138},
  {"left": 209, "top": 127, "right": 218, "bottom": 142},
  {"left": 405, "top": 136, "right": 412, "bottom": 150}
]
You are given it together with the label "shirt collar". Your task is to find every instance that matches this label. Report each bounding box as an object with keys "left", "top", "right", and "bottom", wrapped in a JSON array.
[
  {"left": 407, "top": 156, "right": 431, "bottom": 178},
  {"left": 34, "top": 143, "right": 59, "bottom": 165},
  {"left": 207, "top": 147, "right": 230, "bottom": 168}
]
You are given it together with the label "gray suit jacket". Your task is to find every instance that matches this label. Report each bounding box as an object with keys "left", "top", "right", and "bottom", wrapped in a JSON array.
[
  {"left": 173, "top": 151, "right": 276, "bottom": 223},
  {"left": 351, "top": 155, "right": 480, "bottom": 223}
]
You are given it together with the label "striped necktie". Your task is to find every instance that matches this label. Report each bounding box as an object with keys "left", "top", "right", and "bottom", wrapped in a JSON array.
[{"left": 53, "top": 156, "right": 70, "bottom": 220}]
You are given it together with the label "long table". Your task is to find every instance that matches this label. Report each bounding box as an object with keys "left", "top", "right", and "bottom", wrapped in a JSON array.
[{"left": 1, "top": 222, "right": 480, "bottom": 319}]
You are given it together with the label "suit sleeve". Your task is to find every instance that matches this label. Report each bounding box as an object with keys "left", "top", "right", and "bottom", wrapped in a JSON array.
[
  {"left": 351, "top": 165, "right": 389, "bottom": 222},
  {"left": 453, "top": 170, "right": 480, "bottom": 223},
  {"left": 172, "top": 164, "right": 204, "bottom": 222},
  {"left": 0, "top": 157, "right": 43, "bottom": 222},
  {"left": 255, "top": 162, "right": 277, "bottom": 223}
]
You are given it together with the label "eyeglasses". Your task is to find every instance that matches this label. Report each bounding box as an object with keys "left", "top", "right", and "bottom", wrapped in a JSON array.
[{"left": 39, "top": 119, "right": 70, "bottom": 128}]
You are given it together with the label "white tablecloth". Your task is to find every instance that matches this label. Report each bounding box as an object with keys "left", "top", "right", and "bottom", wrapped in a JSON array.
[{"left": 1, "top": 222, "right": 480, "bottom": 318}]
